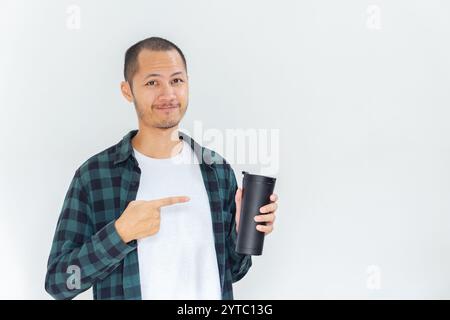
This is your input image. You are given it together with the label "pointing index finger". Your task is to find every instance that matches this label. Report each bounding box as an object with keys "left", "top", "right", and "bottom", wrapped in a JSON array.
[{"left": 154, "top": 196, "right": 190, "bottom": 208}]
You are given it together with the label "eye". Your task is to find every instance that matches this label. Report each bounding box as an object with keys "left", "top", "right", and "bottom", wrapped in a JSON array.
[
  {"left": 172, "top": 78, "right": 184, "bottom": 84},
  {"left": 146, "top": 80, "right": 157, "bottom": 86}
]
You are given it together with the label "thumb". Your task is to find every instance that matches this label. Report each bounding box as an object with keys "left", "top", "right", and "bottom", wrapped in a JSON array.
[
  {"left": 235, "top": 187, "right": 242, "bottom": 204},
  {"left": 235, "top": 188, "right": 242, "bottom": 230}
]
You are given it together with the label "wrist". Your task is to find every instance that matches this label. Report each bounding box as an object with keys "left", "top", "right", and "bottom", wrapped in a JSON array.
[{"left": 114, "top": 219, "right": 131, "bottom": 244}]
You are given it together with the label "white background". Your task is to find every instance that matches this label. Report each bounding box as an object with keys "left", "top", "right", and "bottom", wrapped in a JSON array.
[{"left": 1, "top": 0, "right": 450, "bottom": 299}]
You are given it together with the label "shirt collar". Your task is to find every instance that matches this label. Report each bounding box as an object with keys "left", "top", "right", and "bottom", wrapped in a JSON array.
[{"left": 113, "top": 129, "right": 221, "bottom": 167}]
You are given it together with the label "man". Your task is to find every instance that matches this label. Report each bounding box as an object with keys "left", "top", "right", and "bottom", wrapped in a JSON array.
[{"left": 45, "top": 37, "right": 279, "bottom": 300}]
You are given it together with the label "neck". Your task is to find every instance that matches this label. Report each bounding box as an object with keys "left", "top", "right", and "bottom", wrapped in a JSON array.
[{"left": 131, "top": 124, "right": 182, "bottom": 159}]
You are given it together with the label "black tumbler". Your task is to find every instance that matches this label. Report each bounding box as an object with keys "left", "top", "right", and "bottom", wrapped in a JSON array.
[{"left": 236, "top": 171, "right": 277, "bottom": 255}]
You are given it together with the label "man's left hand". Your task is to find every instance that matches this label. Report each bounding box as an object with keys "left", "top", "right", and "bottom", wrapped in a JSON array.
[{"left": 235, "top": 188, "right": 278, "bottom": 235}]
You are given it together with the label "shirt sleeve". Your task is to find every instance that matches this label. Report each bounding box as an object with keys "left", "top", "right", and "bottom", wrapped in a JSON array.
[
  {"left": 44, "top": 169, "right": 136, "bottom": 300},
  {"left": 225, "top": 166, "right": 253, "bottom": 283}
]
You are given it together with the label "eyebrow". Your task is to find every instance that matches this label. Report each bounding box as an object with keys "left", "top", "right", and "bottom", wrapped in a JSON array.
[{"left": 143, "top": 71, "right": 184, "bottom": 79}]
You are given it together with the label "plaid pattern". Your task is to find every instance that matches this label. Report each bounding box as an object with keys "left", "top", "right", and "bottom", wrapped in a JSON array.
[{"left": 45, "top": 130, "right": 252, "bottom": 300}]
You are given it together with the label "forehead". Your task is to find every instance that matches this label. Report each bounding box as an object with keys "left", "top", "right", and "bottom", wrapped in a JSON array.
[{"left": 135, "top": 49, "right": 185, "bottom": 77}]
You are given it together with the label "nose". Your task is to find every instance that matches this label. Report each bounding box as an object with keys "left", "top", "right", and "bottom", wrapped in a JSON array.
[{"left": 158, "top": 82, "right": 176, "bottom": 102}]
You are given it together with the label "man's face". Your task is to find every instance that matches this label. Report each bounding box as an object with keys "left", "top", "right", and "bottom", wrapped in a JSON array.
[{"left": 122, "top": 49, "right": 189, "bottom": 129}]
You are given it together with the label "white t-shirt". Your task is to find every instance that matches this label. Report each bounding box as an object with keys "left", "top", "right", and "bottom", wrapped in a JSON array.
[{"left": 134, "top": 140, "right": 222, "bottom": 300}]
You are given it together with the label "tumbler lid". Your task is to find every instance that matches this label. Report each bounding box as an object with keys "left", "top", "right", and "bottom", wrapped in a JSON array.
[{"left": 242, "top": 171, "right": 276, "bottom": 184}]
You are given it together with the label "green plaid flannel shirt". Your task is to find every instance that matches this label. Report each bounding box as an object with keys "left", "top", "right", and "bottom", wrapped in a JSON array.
[{"left": 45, "top": 130, "right": 252, "bottom": 300}]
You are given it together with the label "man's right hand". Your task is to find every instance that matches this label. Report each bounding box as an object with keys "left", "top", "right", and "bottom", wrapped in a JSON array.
[{"left": 114, "top": 196, "right": 190, "bottom": 243}]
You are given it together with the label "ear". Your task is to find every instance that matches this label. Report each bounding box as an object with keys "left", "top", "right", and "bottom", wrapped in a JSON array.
[{"left": 120, "top": 81, "right": 134, "bottom": 102}]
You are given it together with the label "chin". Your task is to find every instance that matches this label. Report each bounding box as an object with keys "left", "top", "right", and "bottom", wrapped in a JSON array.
[{"left": 155, "top": 121, "right": 180, "bottom": 129}]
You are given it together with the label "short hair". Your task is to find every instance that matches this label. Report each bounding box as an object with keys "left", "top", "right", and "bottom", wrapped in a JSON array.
[{"left": 123, "top": 37, "right": 187, "bottom": 86}]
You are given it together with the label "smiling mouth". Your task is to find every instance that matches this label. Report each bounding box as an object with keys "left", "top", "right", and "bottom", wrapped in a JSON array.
[
  {"left": 154, "top": 106, "right": 179, "bottom": 114},
  {"left": 154, "top": 105, "right": 179, "bottom": 110}
]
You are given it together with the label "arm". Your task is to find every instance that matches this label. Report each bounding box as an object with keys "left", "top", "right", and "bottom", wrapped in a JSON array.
[{"left": 44, "top": 169, "right": 136, "bottom": 300}]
